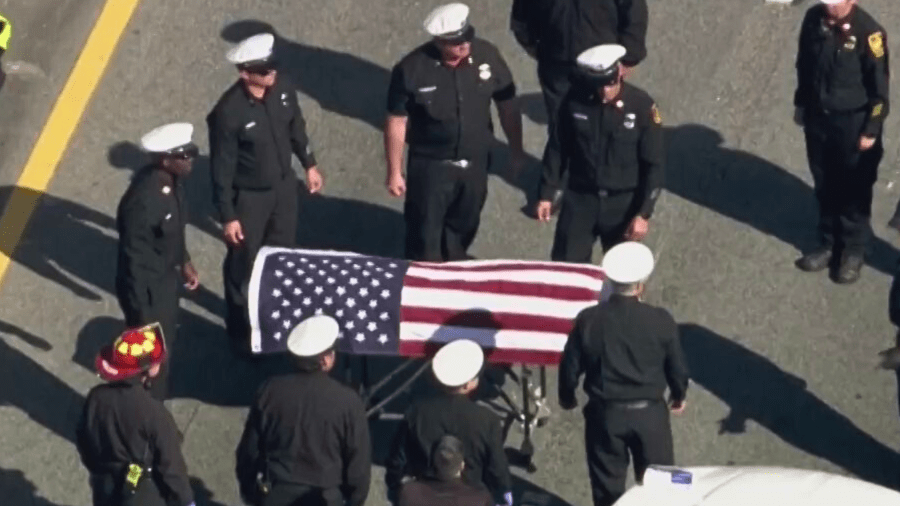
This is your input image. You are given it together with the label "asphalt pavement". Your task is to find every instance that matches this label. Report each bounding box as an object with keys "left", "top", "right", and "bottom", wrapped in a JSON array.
[{"left": 2, "top": 0, "right": 900, "bottom": 504}]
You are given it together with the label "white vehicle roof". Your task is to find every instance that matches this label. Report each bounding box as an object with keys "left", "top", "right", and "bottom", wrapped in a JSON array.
[{"left": 614, "top": 466, "right": 900, "bottom": 506}]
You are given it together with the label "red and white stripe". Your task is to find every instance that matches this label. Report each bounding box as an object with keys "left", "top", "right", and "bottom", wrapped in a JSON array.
[{"left": 399, "top": 259, "right": 607, "bottom": 365}]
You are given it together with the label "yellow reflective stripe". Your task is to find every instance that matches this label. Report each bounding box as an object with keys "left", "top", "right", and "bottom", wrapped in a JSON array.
[{"left": 0, "top": 14, "right": 10, "bottom": 51}]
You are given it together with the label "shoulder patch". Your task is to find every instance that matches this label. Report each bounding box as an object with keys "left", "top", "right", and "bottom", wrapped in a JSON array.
[
  {"left": 651, "top": 104, "right": 662, "bottom": 125},
  {"left": 868, "top": 31, "right": 885, "bottom": 58}
]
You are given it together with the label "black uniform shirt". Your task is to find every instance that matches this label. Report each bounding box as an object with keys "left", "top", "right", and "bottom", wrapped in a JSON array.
[
  {"left": 116, "top": 167, "right": 189, "bottom": 319},
  {"left": 207, "top": 77, "right": 317, "bottom": 223},
  {"left": 385, "top": 392, "right": 512, "bottom": 503},
  {"left": 387, "top": 39, "right": 517, "bottom": 161},
  {"left": 559, "top": 294, "right": 690, "bottom": 405},
  {"left": 75, "top": 380, "right": 194, "bottom": 505},
  {"left": 399, "top": 477, "right": 494, "bottom": 506},
  {"left": 794, "top": 4, "right": 890, "bottom": 136},
  {"left": 510, "top": 0, "right": 649, "bottom": 66},
  {"left": 235, "top": 371, "right": 371, "bottom": 506},
  {"left": 541, "top": 81, "right": 665, "bottom": 218}
]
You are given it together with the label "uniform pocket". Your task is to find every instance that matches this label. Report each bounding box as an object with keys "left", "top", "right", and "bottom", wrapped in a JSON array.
[{"left": 605, "top": 130, "right": 641, "bottom": 188}]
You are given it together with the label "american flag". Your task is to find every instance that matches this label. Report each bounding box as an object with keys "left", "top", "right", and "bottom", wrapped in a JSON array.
[{"left": 248, "top": 247, "right": 608, "bottom": 365}]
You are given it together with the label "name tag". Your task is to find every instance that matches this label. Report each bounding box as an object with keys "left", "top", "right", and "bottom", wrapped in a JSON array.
[
  {"left": 417, "top": 86, "right": 437, "bottom": 93},
  {"left": 573, "top": 113, "right": 588, "bottom": 120},
  {"left": 244, "top": 121, "right": 256, "bottom": 130}
]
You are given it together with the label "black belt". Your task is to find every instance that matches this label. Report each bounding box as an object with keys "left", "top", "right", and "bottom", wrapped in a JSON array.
[
  {"left": 570, "top": 186, "right": 637, "bottom": 197},
  {"left": 596, "top": 399, "right": 660, "bottom": 410},
  {"left": 813, "top": 105, "right": 867, "bottom": 116}
]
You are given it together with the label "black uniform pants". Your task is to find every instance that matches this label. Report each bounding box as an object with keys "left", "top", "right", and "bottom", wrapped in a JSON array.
[
  {"left": 115, "top": 271, "right": 179, "bottom": 401},
  {"left": 89, "top": 473, "right": 166, "bottom": 506},
  {"left": 551, "top": 189, "right": 639, "bottom": 263},
  {"left": 538, "top": 60, "right": 574, "bottom": 196},
  {"left": 804, "top": 109, "right": 882, "bottom": 256},
  {"left": 258, "top": 483, "right": 342, "bottom": 506},
  {"left": 538, "top": 60, "right": 573, "bottom": 152},
  {"left": 224, "top": 174, "right": 299, "bottom": 353},
  {"left": 404, "top": 154, "right": 489, "bottom": 262},
  {"left": 583, "top": 400, "right": 674, "bottom": 506}
]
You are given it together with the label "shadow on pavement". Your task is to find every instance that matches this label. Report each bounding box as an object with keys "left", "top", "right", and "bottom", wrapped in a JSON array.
[
  {"left": 0, "top": 467, "right": 75, "bottom": 506},
  {"left": 295, "top": 186, "right": 406, "bottom": 259},
  {"left": 666, "top": 124, "right": 897, "bottom": 274},
  {"left": 219, "top": 20, "right": 543, "bottom": 211},
  {"left": 0, "top": 327, "right": 83, "bottom": 445},
  {"left": 0, "top": 185, "right": 221, "bottom": 316},
  {"left": 0, "top": 186, "right": 116, "bottom": 301},
  {"left": 680, "top": 323, "right": 900, "bottom": 489},
  {"left": 191, "top": 477, "right": 231, "bottom": 506}
]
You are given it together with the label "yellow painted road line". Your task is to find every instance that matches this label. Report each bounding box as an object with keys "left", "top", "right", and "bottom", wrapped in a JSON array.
[{"left": 0, "top": 0, "right": 142, "bottom": 285}]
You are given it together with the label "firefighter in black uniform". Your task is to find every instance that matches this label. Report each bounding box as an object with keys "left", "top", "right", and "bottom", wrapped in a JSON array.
[
  {"left": 208, "top": 33, "right": 323, "bottom": 354},
  {"left": 793, "top": 0, "right": 890, "bottom": 284},
  {"left": 559, "top": 242, "right": 690, "bottom": 506},
  {"left": 76, "top": 323, "right": 195, "bottom": 506},
  {"left": 235, "top": 316, "right": 371, "bottom": 506},
  {"left": 511, "top": 0, "right": 649, "bottom": 212},
  {"left": 115, "top": 122, "right": 200, "bottom": 401},
  {"left": 385, "top": 339, "right": 513, "bottom": 506},
  {"left": 398, "top": 435, "right": 493, "bottom": 506},
  {"left": 385, "top": 3, "right": 525, "bottom": 262},
  {"left": 537, "top": 44, "right": 664, "bottom": 263}
]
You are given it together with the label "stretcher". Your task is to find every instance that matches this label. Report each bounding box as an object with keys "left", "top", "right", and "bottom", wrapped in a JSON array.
[{"left": 249, "top": 247, "right": 610, "bottom": 471}]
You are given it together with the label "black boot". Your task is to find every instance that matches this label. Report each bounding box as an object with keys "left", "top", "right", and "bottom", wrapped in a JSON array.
[
  {"left": 796, "top": 246, "right": 833, "bottom": 272},
  {"left": 835, "top": 252, "right": 864, "bottom": 284}
]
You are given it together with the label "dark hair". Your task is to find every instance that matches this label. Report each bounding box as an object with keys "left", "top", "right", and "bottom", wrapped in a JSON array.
[{"left": 432, "top": 435, "right": 465, "bottom": 480}]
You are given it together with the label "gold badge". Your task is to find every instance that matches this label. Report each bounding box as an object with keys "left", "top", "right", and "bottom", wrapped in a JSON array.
[
  {"left": 872, "top": 103, "right": 884, "bottom": 118},
  {"left": 650, "top": 104, "right": 662, "bottom": 125},
  {"left": 868, "top": 32, "right": 885, "bottom": 58}
]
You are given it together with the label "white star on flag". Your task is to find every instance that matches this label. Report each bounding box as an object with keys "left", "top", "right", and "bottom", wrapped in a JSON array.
[
  {"left": 357, "top": 310, "right": 368, "bottom": 320},
  {"left": 349, "top": 278, "right": 359, "bottom": 285},
  {"left": 336, "top": 286, "right": 346, "bottom": 296},
  {"left": 314, "top": 286, "right": 324, "bottom": 295},
  {"left": 367, "top": 322, "right": 377, "bottom": 331},
  {"left": 346, "top": 298, "right": 356, "bottom": 308},
  {"left": 324, "top": 297, "right": 334, "bottom": 305}
]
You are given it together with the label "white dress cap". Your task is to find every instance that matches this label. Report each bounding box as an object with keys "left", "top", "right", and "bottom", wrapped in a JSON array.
[
  {"left": 287, "top": 315, "right": 340, "bottom": 357},
  {"left": 226, "top": 33, "right": 275, "bottom": 64},
  {"left": 424, "top": 3, "right": 470, "bottom": 37},
  {"left": 432, "top": 339, "right": 484, "bottom": 387},
  {"left": 601, "top": 241, "right": 655, "bottom": 284},
  {"left": 576, "top": 44, "right": 627, "bottom": 74},
  {"left": 140, "top": 123, "right": 194, "bottom": 153},
  {"left": 820, "top": 0, "right": 844, "bottom": 5}
]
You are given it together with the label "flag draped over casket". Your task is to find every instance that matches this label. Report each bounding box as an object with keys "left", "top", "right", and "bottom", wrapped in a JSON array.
[{"left": 248, "top": 247, "right": 607, "bottom": 365}]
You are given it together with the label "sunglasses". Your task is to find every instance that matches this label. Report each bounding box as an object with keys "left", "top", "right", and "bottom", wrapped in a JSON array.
[
  {"left": 169, "top": 145, "right": 199, "bottom": 160},
  {"left": 243, "top": 64, "right": 277, "bottom": 76}
]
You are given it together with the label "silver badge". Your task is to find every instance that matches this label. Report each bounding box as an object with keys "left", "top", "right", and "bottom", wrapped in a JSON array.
[
  {"left": 478, "top": 63, "right": 492, "bottom": 81},
  {"left": 624, "top": 113, "right": 636, "bottom": 130}
]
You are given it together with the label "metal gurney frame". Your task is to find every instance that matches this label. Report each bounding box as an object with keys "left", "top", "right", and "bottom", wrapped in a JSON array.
[{"left": 346, "top": 356, "right": 552, "bottom": 472}]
